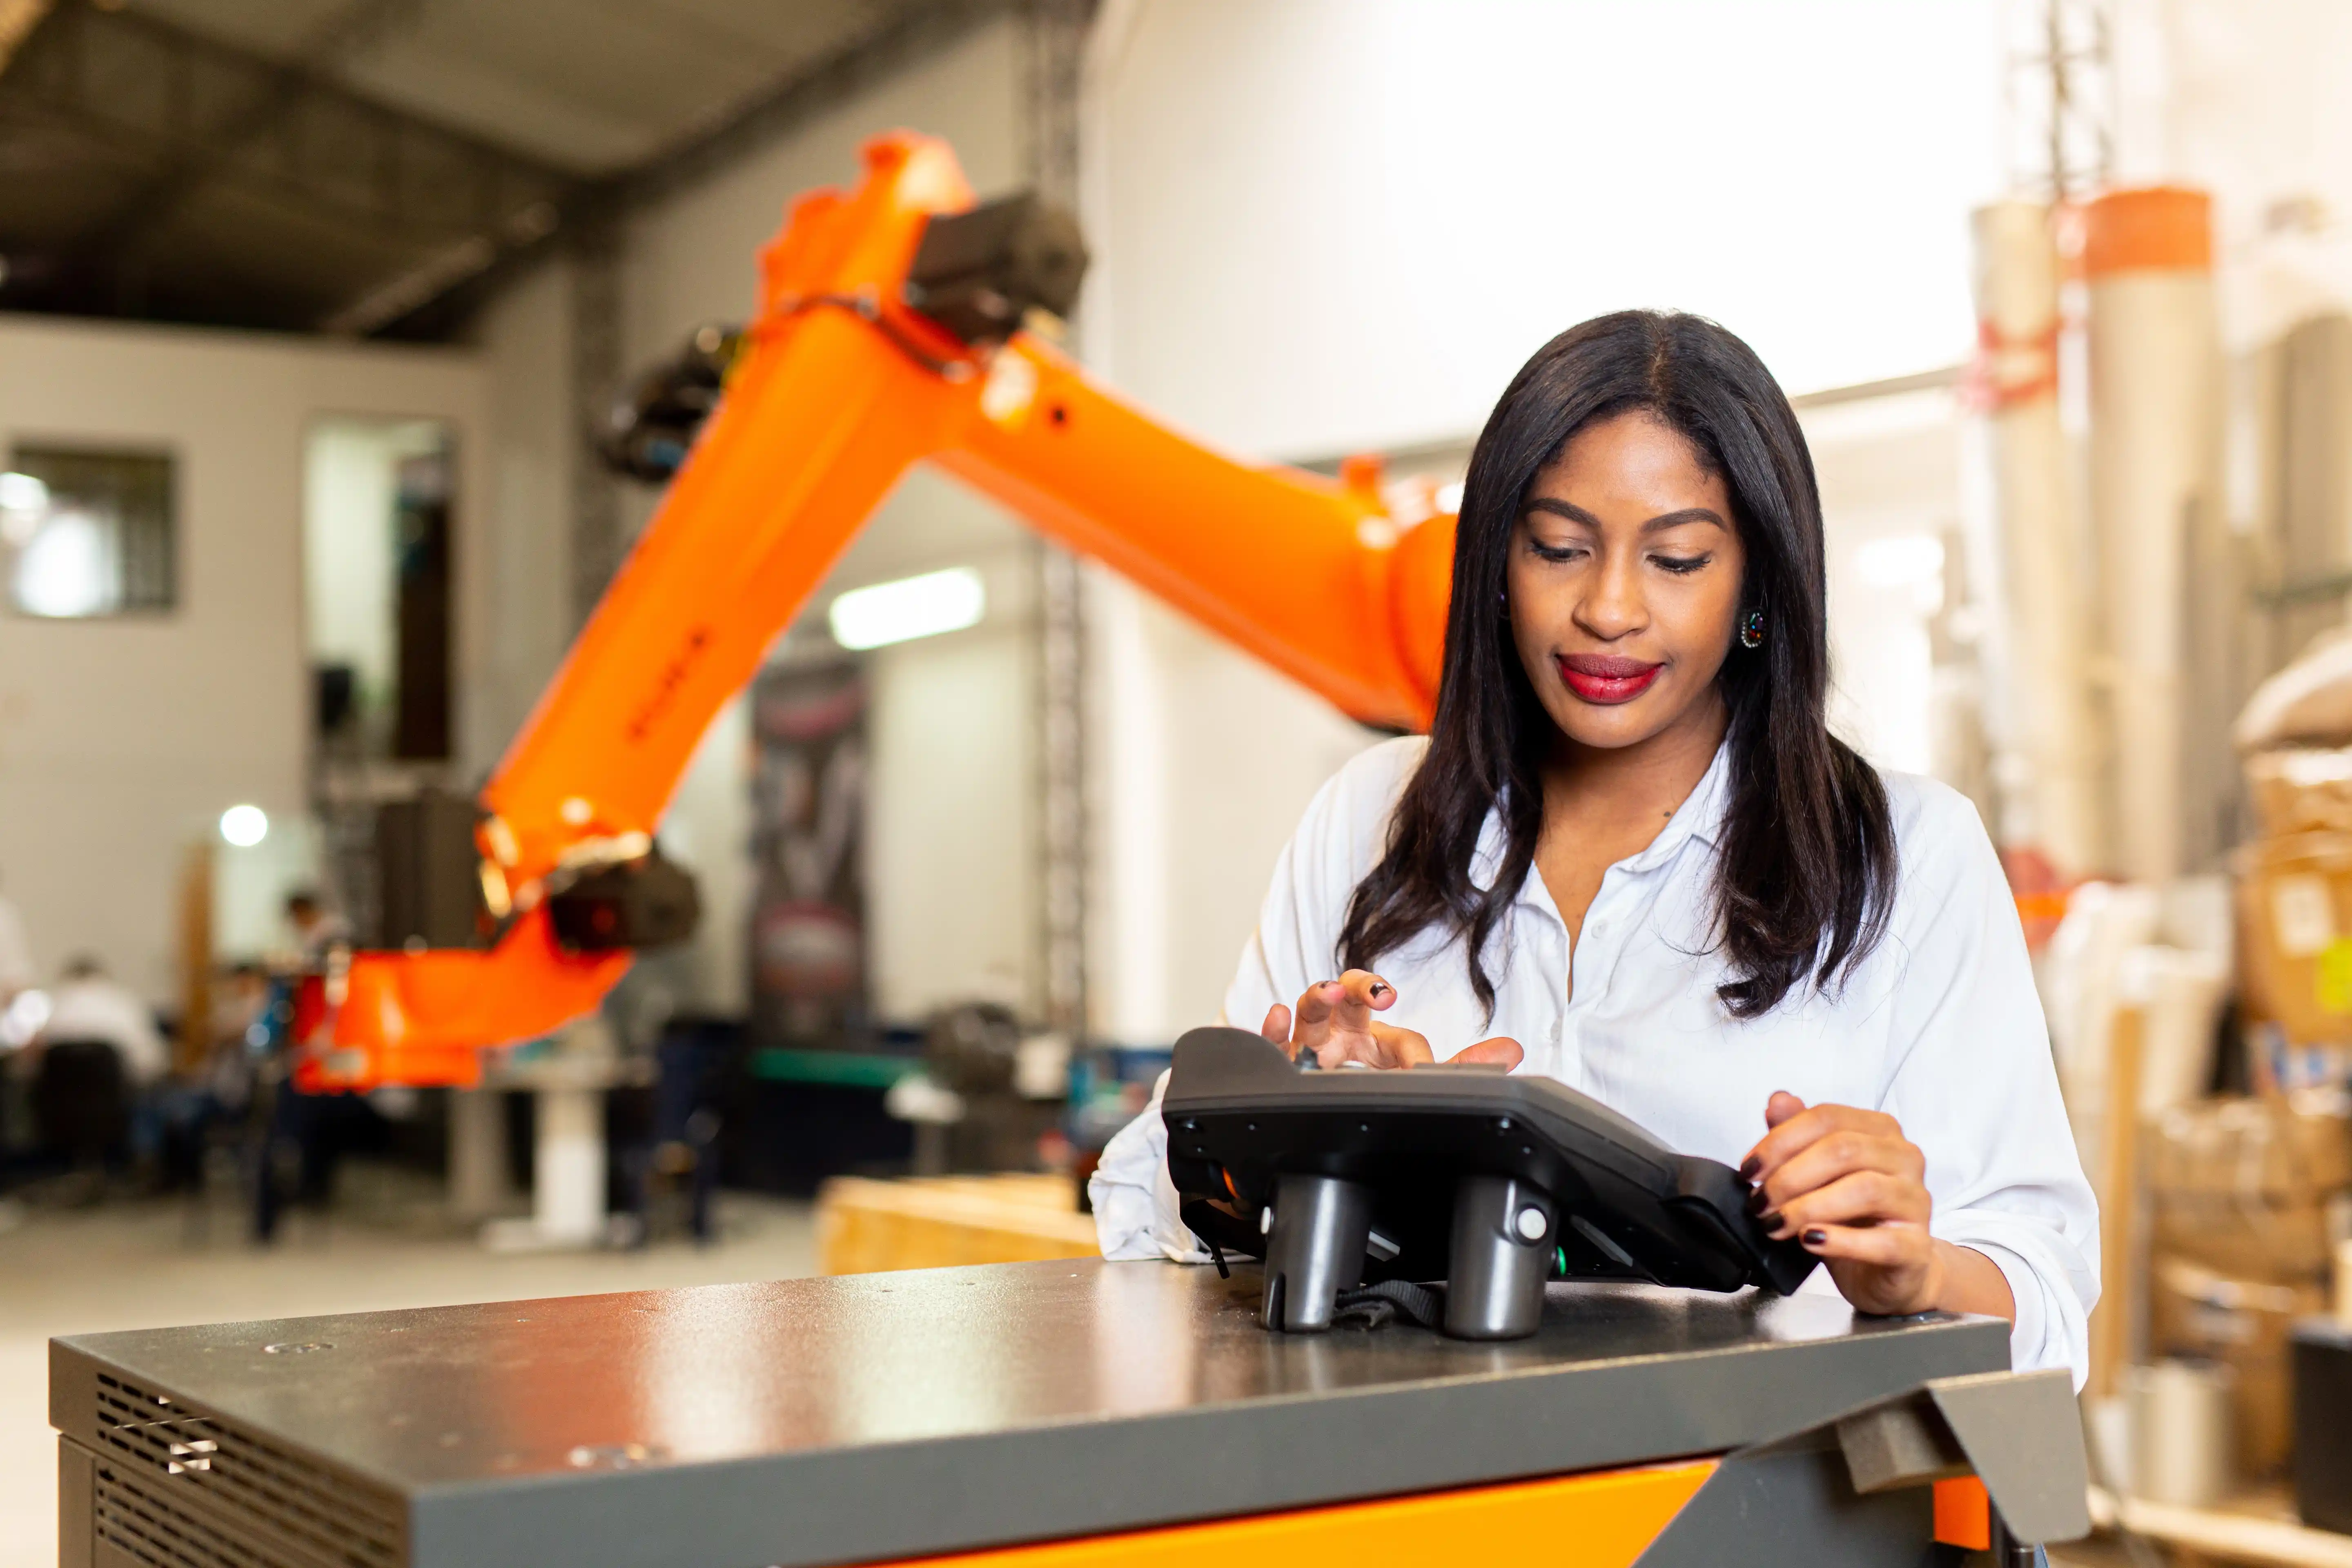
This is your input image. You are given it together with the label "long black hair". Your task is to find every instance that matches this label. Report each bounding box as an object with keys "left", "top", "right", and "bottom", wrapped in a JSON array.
[{"left": 1340, "top": 310, "right": 1895, "bottom": 1019}]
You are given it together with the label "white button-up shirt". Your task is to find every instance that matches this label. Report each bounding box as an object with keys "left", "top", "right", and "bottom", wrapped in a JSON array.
[{"left": 1092, "top": 736, "right": 2100, "bottom": 1384}]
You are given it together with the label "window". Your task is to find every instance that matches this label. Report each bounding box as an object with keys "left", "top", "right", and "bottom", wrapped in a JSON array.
[{"left": 1, "top": 446, "right": 176, "bottom": 618}]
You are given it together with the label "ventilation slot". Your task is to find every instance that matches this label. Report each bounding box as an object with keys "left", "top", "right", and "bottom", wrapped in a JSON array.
[{"left": 93, "top": 1374, "right": 402, "bottom": 1568}]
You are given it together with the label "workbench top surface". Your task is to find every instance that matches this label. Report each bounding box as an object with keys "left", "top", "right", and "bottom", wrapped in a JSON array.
[{"left": 53, "top": 1258, "right": 2009, "bottom": 1567}]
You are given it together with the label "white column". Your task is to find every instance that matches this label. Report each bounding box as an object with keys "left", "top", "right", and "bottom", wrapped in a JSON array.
[
  {"left": 1086, "top": 570, "right": 1171, "bottom": 1043},
  {"left": 446, "top": 1086, "right": 510, "bottom": 1220},
  {"left": 2085, "top": 187, "right": 2221, "bottom": 884},
  {"left": 533, "top": 1086, "right": 606, "bottom": 1245},
  {"left": 1970, "top": 199, "right": 2103, "bottom": 878}
]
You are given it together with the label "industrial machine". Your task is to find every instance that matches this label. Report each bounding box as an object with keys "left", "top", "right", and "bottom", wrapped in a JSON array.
[
  {"left": 1161, "top": 1026, "right": 1814, "bottom": 1338},
  {"left": 55, "top": 1260, "right": 2087, "bottom": 1568},
  {"left": 298, "top": 130, "right": 1454, "bottom": 1091}
]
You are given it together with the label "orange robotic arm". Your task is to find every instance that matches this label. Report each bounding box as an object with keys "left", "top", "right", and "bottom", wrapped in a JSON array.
[{"left": 313, "top": 131, "right": 1457, "bottom": 1089}]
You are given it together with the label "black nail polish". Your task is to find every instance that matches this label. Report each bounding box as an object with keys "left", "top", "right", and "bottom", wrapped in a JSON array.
[
  {"left": 1370, "top": 982, "right": 1392, "bottom": 1000},
  {"left": 1758, "top": 1209, "right": 1781, "bottom": 1232},
  {"left": 1744, "top": 1187, "right": 1768, "bottom": 1216},
  {"left": 1738, "top": 1156, "right": 1761, "bottom": 1181},
  {"left": 1802, "top": 1228, "right": 1827, "bottom": 1246}
]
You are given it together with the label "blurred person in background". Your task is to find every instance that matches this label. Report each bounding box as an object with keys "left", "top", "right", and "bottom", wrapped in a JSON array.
[
  {"left": 0, "top": 875, "right": 35, "bottom": 1180},
  {"left": 207, "top": 961, "right": 269, "bottom": 1113},
  {"left": 13, "top": 955, "right": 170, "bottom": 1185},
  {"left": 0, "top": 869, "right": 34, "bottom": 1004},
  {"left": 282, "top": 888, "right": 352, "bottom": 966},
  {"left": 41, "top": 955, "right": 168, "bottom": 1087},
  {"left": 149, "top": 961, "right": 273, "bottom": 1191}
]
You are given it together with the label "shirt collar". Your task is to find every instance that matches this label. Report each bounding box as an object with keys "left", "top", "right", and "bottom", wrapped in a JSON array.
[
  {"left": 1618, "top": 739, "right": 1733, "bottom": 873},
  {"left": 1468, "top": 739, "right": 1733, "bottom": 900}
]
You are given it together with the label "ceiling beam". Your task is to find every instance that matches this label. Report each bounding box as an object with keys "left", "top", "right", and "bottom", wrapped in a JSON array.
[
  {"left": 617, "top": 0, "right": 1018, "bottom": 209},
  {"left": 0, "top": 2, "right": 577, "bottom": 319},
  {"left": 351, "top": 0, "right": 1021, "bottom": 339},
  {"left": 64, "top": 0, "right": 430, "bottom": 283},
  {"left": 0, "top": 0, "right": 1025, "bottom": 339}
]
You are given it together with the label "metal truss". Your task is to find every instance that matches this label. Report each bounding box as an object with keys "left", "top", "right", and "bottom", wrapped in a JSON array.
[
  {"left": 0, "top": 1, "right": 576, "bottom": 327},
  {"left": 2004, "top": 0, "right": 2114, "bottom": 201},
  {"left": 1027, "top": 0, "right": 1095, "bottom": 1039}
]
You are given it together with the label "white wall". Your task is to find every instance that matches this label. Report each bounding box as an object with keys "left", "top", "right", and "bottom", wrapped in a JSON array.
[
  {"left": 0, "top": 314, "right": 488, "bottom": 1004},
  {"left": 1087, "top": 0, "right": 2005, "bottom": 459},
  {"left": 1802, "top": 390, "right": 1972, "bottom": 775},
  {"left": 1075, "top": 0, "right": 2005, "bottom": 1045},
  {"left": 605, "top": 16, "right": 1032, "bottom": 1024},
  {"left": 469, "top": 256, "right": 578, "bottom": 780}
]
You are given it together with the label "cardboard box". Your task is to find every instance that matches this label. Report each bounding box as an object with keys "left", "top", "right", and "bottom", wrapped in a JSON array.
[
  {"left": 2241, "top": 833, "right": 2352, "bottom": 1047},
  {"left": 2148, "top": 1094, "right": 2352, "bottom": 1196},
  {"left": 2151, "top": 1254, "right": 2325, "bottom": 1477},
  {"left": 2148, "top": 1095, "right": 2352, "bottom": 1281},
  {"left": 2248, "top": 749, "right": 2352, "bottom": 839}
]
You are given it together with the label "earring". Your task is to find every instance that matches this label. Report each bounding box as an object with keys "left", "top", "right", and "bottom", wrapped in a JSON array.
[{"left": 1739, "top": 608, "right": 1766, "bottom": 649}]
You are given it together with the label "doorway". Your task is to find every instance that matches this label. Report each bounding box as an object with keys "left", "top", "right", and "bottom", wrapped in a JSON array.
[{"left": 303, "top": 417, "right": 456, "bottom": 763}]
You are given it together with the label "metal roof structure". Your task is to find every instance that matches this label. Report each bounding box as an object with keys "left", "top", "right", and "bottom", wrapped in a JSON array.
[{"left": 0, "top": 0, "right": 1009, "bottom": 338}]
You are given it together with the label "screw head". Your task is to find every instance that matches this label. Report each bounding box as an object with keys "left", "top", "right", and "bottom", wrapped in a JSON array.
[
  {"left": 1514, "top": 1207, "right": 1548, "bottom": 1242},
  {"left": 1258, "top": 1207, "right": 1273, "bottom": 1235}
]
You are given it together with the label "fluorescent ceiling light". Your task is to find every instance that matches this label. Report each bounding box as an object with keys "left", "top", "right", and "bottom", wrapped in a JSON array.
[
  {"left": 219, "top": 804, "right": 270, "bottom": 847},
  {"left": 827, "top": 566, "right": 985, "bottom": 650}
]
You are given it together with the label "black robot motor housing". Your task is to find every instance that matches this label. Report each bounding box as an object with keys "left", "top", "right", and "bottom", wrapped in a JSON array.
[{"left": 1160, "top": 1026, "right": 1818, "bottom": 1340}]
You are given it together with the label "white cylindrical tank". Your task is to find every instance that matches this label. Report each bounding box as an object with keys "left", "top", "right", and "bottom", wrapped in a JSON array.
[
  {"left": 2085, "top": 187, "right": 2221, "bottom": 884},
  {"left": 1971, "top": 198, "right": 2103, "bottom": 878}
]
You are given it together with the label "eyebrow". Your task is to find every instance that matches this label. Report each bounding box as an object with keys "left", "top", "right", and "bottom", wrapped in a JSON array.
[{"left": 1524, "top": 498, "right": 1729, "bottom": 534}]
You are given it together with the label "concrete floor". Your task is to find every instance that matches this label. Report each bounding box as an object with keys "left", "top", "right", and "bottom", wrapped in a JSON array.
[{"left": 0, "top": 1171, "right": 816, "bottom": 1568}]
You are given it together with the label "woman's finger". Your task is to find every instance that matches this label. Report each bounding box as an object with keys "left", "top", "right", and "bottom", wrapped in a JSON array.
[
  {"left": 1325, "top": 969, "right": 1396, "bottom": 1039},
  {"left": 1370, "top": 1022, "right": 1434, "bottom": 1067},
  {"left": 1796, "top": 1221, "right": 1933, "bottom": 1273},
  {"left": 1757, "top": 1169, "right": 1929, "bottom": 1238},
  {"left": 1303, "top": 1020, "right": 1431, "bottom": 1070},
  {"left": 1453, "top": 1036, "right": 1525, "bottom": 1069},
  {"left": 1307, "top": 1021, "right": 1424, "bottom": 1069},
  {"left": 1260, "top": 1002, "right": 1293, "bottom": 1051},
  {"left": 1755, "top": 1130, "right": 1925, "bottom": 1214},
  {"left": 1289, "top": 980, "right": 1345, "bottom": 1054},
  {"left": 1741, "top": 1100, "right": 1902, "bottom": 1186}
]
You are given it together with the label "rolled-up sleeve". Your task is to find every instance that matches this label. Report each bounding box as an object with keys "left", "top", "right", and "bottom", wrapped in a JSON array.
[
  {"left": 1882, "top": 792, "right": 2101, "bottom": 1385},
  {"left": 1089, "top": 1070, "right": 1206, "bottom": 1262}
]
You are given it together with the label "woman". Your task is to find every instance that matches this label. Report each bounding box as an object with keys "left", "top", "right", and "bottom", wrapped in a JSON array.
[{"left": 1093, "top": 311, "right": 2098, "bottom": 1382}]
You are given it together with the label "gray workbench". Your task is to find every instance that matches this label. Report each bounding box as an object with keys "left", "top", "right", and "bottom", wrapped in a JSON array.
[{"left": 53, "top": 1258, "right": 2012, "bottom": 1568}]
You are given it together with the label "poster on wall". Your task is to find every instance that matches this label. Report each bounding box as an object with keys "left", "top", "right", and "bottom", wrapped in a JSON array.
[{"left": 750, "top": 659, "right": 871, "bottom": 1049}]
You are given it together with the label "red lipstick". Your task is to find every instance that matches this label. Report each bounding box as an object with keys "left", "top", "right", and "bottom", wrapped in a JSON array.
[{"left": 1556, "top": 653, "right": 1662, "bottom": 705}]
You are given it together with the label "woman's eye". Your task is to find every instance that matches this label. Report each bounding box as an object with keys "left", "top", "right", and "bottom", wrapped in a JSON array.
[
  {"left": 1530, "top": 541, "right": 1587, "bottom": 563},
  {"left": 1650, "top": 553, "right": 1710, "bottom": 575}
]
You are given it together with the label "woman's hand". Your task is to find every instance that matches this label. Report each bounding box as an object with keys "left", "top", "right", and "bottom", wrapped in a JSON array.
[
  {"left": 1259, "top": 970, "right": 1523, "bottom": 1071},
  {"left": 1740, "top": 1092, "right": 2013, "bottom": 1320}
]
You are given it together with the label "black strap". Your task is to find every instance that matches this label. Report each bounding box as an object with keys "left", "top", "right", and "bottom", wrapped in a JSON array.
[{"left": 1332, "top": 1278, "right": 1444, "bottom": 1330}]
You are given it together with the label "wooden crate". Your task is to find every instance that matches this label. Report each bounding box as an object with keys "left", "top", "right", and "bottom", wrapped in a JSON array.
[{"left": 816, "top": 1173, "right": 1100, "bottom": 1275}]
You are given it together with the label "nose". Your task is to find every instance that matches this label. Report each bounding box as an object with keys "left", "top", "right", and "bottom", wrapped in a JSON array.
[{"left": 1573, "top": 547, "right": 1646, "bottom": 642}]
